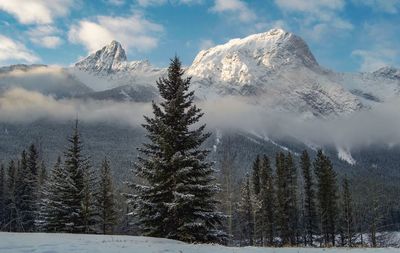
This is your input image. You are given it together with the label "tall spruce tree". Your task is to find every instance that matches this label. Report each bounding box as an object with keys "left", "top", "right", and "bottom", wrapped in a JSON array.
[
  {"left": 238, "top": 176, "right": 254, "bottom": 246},
  {"left": 314, "top": 150, "right": 338, "bottom": 246},
  {"left": 63, "top": 121, "right": 94, "bottom": 233},
  {"left": 285, "top": 152, "right": 299, "bottom": 245},
  {"left": 259, "top": 155, "right": 275, "bottom": 246},
  {"left": 97, "top": 157, "right": 117, "bottom": 234},
  {"left": 218, "top": 139, "right": 237, "bottom": 245},
  {"left": 275, "top": 152, "right": 290, "bottom": 245},
  {"left": 340, "top": 176, "right": 355, "bottom": 247},
  {"left": 130, "top": 56, "right": 224, "bottom": 243},
  {"left": 5, "top": 160, "right": 17, "bottom": 231},
  {"left": 40, "top": 157, "right": 69, "bottom": 232},
  {"left": 300, "top": 150, "right": 317, "bottom": 246},
  {"left": 15, "top": 150, "right": 37, "bottom": 232}
]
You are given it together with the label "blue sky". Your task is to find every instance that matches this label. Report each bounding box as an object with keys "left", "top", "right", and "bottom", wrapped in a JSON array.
[{"left": 0, "top": 0, "right": 399, "bottom": 72}]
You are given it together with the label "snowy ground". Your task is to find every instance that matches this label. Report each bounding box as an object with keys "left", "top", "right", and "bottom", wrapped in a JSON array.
[{"left": 0, "top": 232, "right": 398, "bottom": 253}]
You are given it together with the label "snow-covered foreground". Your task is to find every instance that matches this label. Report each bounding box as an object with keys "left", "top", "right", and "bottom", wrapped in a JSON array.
[{"left": 0, "top": 233, "right": 398, "bottom": 253}]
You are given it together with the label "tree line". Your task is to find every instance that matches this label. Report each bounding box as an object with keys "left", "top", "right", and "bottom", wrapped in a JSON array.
[
  {"left": 218, "top": 150, "right": 394, "bottom": 247},
  {"left": 0, "top": 123, "right": 117, "bottom": 234}
]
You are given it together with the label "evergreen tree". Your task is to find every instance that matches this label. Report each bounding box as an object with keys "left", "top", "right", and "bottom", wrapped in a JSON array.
[
  {"left": 275, "top": 152, "right": 290, "bottom": 245},
  {"left": 314, "top": 150, "right": 338, "bottom": 246},
  {"left": 82, "top": 160, "right": 97, "bottom": 234},
  {"left": 15, "top": 150, "right": 37, "bottom": 232},
  {"left": 27, "top": 144, "right": 40, "bottom": 177},
  {"left": 63, "top": 121, "right": 93, "bottom": 233},
  {"left": 259, "top": 155, "right": 275, "bottom": 246},
  {"left": 252, "top": 155, "right": 261, "bottom": 196},
  {"left": 40, "top": 157, "right": 69, "bottom": 232},
  {"left": 285, "top": 152, "right": 299, "bottom": 245},
  {"left": 300, "top": 150, "right": 317, "bottom": 246},
  {"left": 340, "top": 176, "right": 355, "bottom": 247},
  {"left": 5, "top": 160, "right": 17, "bottom": 231},
  {"left": 130, "top": 56, "right": 224, "bottom": 243},
  {"left": 0, "top": 164, "right": 5, "bottom": 229},
  {"left": 217, "top": 140, "right": 237, "bottom": 245},
  {"left": 238, "top": 176, "right": 254, "bottom": 246},
  {"left": 96, "top": 157, "right": 117, "bottom": 234}
]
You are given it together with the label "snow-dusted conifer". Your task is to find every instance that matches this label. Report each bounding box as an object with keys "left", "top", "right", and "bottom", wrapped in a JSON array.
[
  {"left": 300, "top": 150, "right": 317, "bottom": 246},
  {"left": 96, "top": 157, "right": 117, "bottom": 234},
  {"left": 314, "top": 150, "right": 338, "bottom": 246},
  {"left": 238, "top": 175, "right": 254, "bottom": 246},
  {"left": 5, "top": 160, "right": 17, "bottom": 231},
  {"left": 15, "top": 150, "right": 37, "bottom": 232},
  {"left": 259, "top": 155, "right": 275, "bottom": 246},
  {"left": 63, "top": 121, "right": 94, "bottom": 233},
  {"left": 130, "top": 56, "right": 224, "bottom": 243}
]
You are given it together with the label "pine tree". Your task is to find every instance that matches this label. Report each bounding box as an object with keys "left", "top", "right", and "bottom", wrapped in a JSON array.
[
  {"left": 259, "top": 155, "right": 275, "bottom": 246},
  {"left": 96, "top": 157, "right": 117, "bottom": 234},
  {"left": 275, "top": 152, "right": 290, "bottom": 245},
  {"left": 5, "top": 160, "right": 17, "bottom": 231},
  {"left": 300, "top": 150, "right": 317, "bottom": 246},
  {"left": 63, "top": 121, "right": 94, "bottom": 233},
  {"left": 27, "top": 144, "right": 40, "bottom": 177},
  {"left": 130, "top": 56, "right": 224, "bottom": 243},
  {"left": 340, "top": 176, "right": 355, "bottom": 247},
  {"left": 285, "top": 152, "right": 299, "bottom": 245},
  {"left": 238, "top": 176, "right": 254, "bottom": 246},
  {"left": 40, "top": 157, "right": 69, "bottom": 232},
  {"left": 0, "top": 164, "right": 6, "bottom": 229},
  {"left": 314, "top": 150, "right": 338, "bottom": 246},
  {"left": 251, "top": 155, "right": 262, "bottom": 245},
  {"left": 15, "top": 150, "right": 37, "bottom": 232},
  {"left": 218, "top": 139, "right": 237, "bottom": 245}
]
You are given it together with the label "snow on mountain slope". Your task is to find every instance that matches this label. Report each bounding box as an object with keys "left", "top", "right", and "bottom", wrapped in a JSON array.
[
  {"left": 187, "top": 29, "right": 363, "bottom": 117},
  {"left": 332, "top": 68, "right": 400, "bottom": 106},
  {"left": 71, "top": 40, "right": 165, "bottom": 92},
  {"left": 0, "top": 233, "right": 398, "bottom": 253}
]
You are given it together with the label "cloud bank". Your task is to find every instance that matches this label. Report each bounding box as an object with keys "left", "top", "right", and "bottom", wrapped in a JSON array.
[
  {"left": 1, "top": 88, "right": 400, "bottom": 152},
  {"left": 68, "top": 13, "right": 164, "bottom": 53}
]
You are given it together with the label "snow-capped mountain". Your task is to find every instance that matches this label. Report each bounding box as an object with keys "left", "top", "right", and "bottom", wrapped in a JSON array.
[
  {"left": 71, "top": 41, "right": 165, "bottom": 92},
  {"left": 188, "top": 29, "right": 362, "bottom": 117}
]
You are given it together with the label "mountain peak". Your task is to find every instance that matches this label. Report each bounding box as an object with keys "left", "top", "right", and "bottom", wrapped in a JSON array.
[
  {"left": 75, "top": 40, "right": 127, "bottom": 74},
  {"left": 187, "top": 28, "right": 319, "bottom": 83}
]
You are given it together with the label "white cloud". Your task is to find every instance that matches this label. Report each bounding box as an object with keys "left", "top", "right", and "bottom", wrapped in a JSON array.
[
  {"left": 0, "top": 35, "right": 40, "bottom": 64},
  {"left": 137, "top": 0, "right": 166, "bottom": 6},
  {"left": 275, "top": 0, "right": 345, "bottom": 16},
  {"left": 199, "top": 39, "right": 215, "bottom": 50},
  {"left": 0, "top": 0, "right": 74, "bottom": 24},
  {"left": 352, "top": 49, "right": 398, "bottom": 72},
  {"left": 68, "top": 14, "right": 164, "bottom": 53},
  {"left": 210, "top": 0, "right": 256, "bottom": 22},
  {"left": 136, "top": 0, "right": 202, "bottom": 6},
  {"left": 27, "top": 25, "right": 63, "bottom": 48},
  {"left": 352, "top": 22, "right": 400, "bottom": 72},
  {"left": 274, "top": 0, "right": 352, "bottom": 42},
  {"left": 107, "top": 0, "right": 125, "bottom": 5},
  {"left": 353, "top": 0, "right": 400, "bottom": 14}
]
